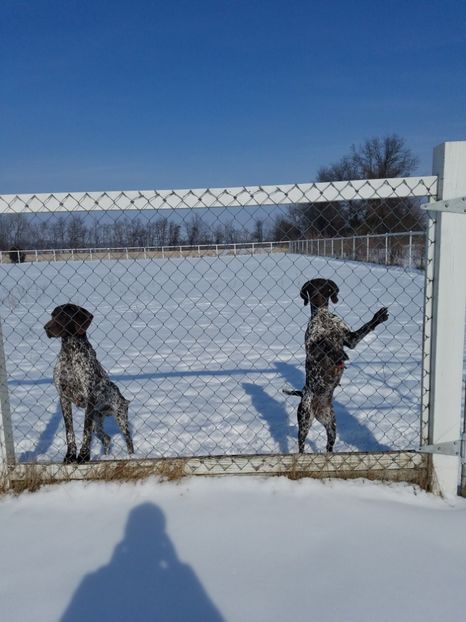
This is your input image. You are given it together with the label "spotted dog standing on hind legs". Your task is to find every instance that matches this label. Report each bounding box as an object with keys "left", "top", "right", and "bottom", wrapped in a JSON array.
[
  {"left": 45, "top": 304, "right": 134, "bottom": 463},
  {"left": 283, "top": 279, "right": 389, "bottom": 453}
]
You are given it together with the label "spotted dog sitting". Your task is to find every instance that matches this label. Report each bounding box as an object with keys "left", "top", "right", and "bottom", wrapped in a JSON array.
[
  {"left": 45, "top": 304, "right": 134, "bottom": 463},
  {"left": 284, "top": 279, "right": 388, "bottom": 453}
]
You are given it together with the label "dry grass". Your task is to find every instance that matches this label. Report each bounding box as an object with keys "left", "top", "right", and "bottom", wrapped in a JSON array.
[
  {"left": 3, "top": 458, "right": 189, "bottom": 496},
  {"left": 280, "top": 455, "right": 430, "bottom": 489},
  {"left": 7, "top": 470, "right": 50, "bottom": 495},
  {"left": 90, "top": 458, "right": 187, "bottom": 483},
  {"left": 2, "top": 453, "right": 431, "bottom": 496}
]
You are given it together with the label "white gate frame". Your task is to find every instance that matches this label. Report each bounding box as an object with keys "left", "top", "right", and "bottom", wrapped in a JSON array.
[{"left": 421, "top": 141, "right": 466, "bottom": 497}]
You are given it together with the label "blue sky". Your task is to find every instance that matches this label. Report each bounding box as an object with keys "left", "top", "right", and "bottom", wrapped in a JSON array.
[{"left": 1, "top": 0, "right": 465, "bottom": 194}]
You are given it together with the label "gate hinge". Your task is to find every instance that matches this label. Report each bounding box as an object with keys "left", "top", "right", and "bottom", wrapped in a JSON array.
[
  {"left": 422, "top": 196, "right": 466, "bottom": 214},
  {"left": 419, "top": 433, "right": 466, "bottom": 464}
]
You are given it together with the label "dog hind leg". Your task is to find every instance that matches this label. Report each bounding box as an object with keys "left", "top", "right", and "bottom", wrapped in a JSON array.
[
  {"left": 116, "top": 399, "right": 134, "bottom": 455},
  {"left": 297, "top": 391, "right": 315, "bottom": 453},
  {"left": 315, "top": 396, "right": 336, "bottom": 452},
  {"left": 93, "top": 413, "right": 111, "bottom": 455}
]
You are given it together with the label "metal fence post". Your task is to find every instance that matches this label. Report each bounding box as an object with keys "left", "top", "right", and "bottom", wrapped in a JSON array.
[
  {"left": 427, "top": 141, "right": 466, "bottom": 496},
  {"left": 0, "top": 318, "right": 15, "bottom": 489}
]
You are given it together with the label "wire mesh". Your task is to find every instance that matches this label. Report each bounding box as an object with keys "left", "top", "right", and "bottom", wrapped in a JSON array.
[{"left": 0, "top": 177, "right": 437, "bottom": 469}]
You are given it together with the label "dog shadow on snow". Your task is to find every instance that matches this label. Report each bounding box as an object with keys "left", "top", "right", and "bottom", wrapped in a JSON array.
[{"left": 60, "top": 503, "right": 224, "bottom": 622}]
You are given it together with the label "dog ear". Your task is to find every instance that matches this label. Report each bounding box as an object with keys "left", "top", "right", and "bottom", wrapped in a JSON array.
[
  {"left": 300, "top": 282, "right": 311, "bottom": 305},
  {"left": 74, "top": 307, "right": 93, "bottom": 335},
  {"left": 327, "top": 280, "right": 339, "bottom": 304}
]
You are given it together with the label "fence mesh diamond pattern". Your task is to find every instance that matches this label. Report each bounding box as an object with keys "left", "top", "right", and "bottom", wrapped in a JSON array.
[{"left": 0, "top": 176, "right": 437, "bottom": 469}]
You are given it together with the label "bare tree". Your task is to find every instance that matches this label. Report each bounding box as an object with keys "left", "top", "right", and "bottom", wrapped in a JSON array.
[
  {"left": 290, "top": 134, "right": 424, "bottom": 236},
  {"left": 66, "top": 215, "right": 88, "bottom": 248},
  {"left": 185, "top": 215, "right": 211, "bottom": 245},
  {"left": 318, "top": 135, "right": 418, "bottom": 181},
  {"left": 253, "top": 219, "right": 264, "bottom": 242}
]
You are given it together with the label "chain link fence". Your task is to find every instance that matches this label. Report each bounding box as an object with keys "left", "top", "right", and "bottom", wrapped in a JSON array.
[{"left": 0, "top": 176, "right": 437, "bottom": 479}]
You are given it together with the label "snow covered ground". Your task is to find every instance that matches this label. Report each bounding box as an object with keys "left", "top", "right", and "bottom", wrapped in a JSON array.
[
  {"left": 1, "top": 476, "right": 465, "bottom": 622},
  {"left": 0, "top": 252, "right": 424, "bottom": 461}
]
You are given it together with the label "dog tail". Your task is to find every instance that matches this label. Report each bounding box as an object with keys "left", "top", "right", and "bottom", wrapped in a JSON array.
[{"left": 282, "top": 388, "right": 303, "bottom": 398}]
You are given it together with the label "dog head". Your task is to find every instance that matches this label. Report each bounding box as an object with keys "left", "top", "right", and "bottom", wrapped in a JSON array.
[
  {"left": 300, "top": 278, "right": 339, "bottom": 308},
  {"left": 44, "top": 304, "right": 94, "bottom": 338}
]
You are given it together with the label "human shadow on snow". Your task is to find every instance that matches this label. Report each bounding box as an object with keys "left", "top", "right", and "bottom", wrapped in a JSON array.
[{"left": 60, "top": 502, "right": 224, "bottom": 622}]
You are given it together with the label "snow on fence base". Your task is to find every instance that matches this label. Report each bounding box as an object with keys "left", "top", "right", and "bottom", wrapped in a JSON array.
[{"left": 7, "top": 451, "right": 429, "bottom": 491}]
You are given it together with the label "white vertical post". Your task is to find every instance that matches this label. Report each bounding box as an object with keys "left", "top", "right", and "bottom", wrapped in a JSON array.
[
  {"left": 385, "top": 234, "right": 388, "bottom": 265},
  {"left": 428, "top": 141, "right": 466, "bottom": 496},
  {"left": 0, "top": 318, "right": 15, "bottom": 488}
]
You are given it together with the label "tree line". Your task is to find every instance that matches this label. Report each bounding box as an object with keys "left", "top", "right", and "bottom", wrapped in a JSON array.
[{"left": 0, "top": 213, "right": 258, "bottom": 253}]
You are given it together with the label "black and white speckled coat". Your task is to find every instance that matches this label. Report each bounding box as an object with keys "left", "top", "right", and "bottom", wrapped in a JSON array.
[
  {"left": 45, "top": 304, "right": 133, "bottom": 463},
  {"left": 284, "top": 279, "right": 388, "bottom": 453}
]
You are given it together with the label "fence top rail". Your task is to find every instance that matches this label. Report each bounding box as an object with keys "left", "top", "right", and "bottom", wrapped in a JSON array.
[{"left": 0, "top": 176, "right": 438, "bottom": 214}]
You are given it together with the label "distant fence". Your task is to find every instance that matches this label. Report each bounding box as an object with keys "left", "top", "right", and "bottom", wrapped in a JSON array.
[
  {"left": 0, "top": 241, "right": 289, "bottom": 263},
  {"left": 0, "top": 233, "right": 423, "bottom": 267},
  {"left": 289, "top": 231, "right": 425, "bottom": 269}
]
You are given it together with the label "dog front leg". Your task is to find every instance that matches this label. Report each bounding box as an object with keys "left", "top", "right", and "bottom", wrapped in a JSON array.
[
  {"left": 60, "top": 398, "right": 77, "bottom": 463},
  {"left": 78, "top": 402, "right": 96, "bottom": 463},
  {"left": 344, "top": 307, "right": 389, "bottom": 349}
]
